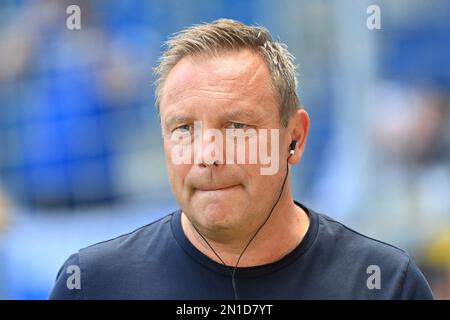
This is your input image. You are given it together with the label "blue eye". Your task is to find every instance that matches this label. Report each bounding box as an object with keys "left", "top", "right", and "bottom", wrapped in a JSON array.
[
  {"left": 174, "top": 124, "right": 191, "bottom": 132},
  {"left": 230, "top": 123, "right": 247, "bottom": 129}
]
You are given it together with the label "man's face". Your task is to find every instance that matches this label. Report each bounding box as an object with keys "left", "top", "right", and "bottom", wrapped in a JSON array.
[{"left": 159, "top": 49, "right": 290, "bottom": 236}]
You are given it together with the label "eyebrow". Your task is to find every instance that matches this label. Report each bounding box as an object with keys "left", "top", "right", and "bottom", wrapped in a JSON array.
[
  {"left": 164, "top": 109, "right": 259, "bottom": 130},
  {"left": 164, "top": 114, "right": 194, "bottom": 130},
  {"left": 223, "top": 109, "right": 257, "bottom": 121}
]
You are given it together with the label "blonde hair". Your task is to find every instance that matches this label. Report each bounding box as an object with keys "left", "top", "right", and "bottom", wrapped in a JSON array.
[{"left": 154, "top": 18, "right": 302, "bottom": 127}]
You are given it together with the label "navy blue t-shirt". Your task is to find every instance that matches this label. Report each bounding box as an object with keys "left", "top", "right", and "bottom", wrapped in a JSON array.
[{"left": 49, "top": 201, "right": 433, "bottom": 299}]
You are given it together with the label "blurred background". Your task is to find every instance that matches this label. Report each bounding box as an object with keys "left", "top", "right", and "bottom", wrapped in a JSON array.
[{"left": 0, "top": 0, "right": 449, "bottom": 299}]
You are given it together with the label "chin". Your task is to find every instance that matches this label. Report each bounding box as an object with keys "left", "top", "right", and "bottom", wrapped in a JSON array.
[{"left": 192, "top": 201, "right": 241, "bottom": 230}]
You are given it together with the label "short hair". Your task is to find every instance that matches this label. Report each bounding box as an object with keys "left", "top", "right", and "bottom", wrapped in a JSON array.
[{"left": 154, "top": 18, "right": 302, "bottom": 127}]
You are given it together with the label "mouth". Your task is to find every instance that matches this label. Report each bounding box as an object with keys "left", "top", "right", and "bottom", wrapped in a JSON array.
[{"left": 196, "top": 184, "right": 240, "bottom": 192}]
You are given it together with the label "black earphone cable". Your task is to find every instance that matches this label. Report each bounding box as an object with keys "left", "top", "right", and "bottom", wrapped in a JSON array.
[{"left": 190, "top": 145, "right": 292, "bottom": 300}]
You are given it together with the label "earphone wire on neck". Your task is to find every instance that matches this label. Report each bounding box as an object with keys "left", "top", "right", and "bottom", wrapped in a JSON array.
[{"left": 190, "top": 142, "right": 294, "bottom": 300}]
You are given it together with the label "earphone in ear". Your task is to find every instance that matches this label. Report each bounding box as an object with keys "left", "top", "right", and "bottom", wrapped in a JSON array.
[{"left": 289, "top": 140, "right": 297, "bottom": 156}]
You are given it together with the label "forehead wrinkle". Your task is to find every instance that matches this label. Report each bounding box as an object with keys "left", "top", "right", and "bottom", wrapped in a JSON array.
[
  {"left": 164, "top": 50, "right": 269, "bottom": 100},
  {"left": 161, "top": 51, "right": 279, "bottom": 126},
  {"left": 163, "top": 90, "right": 241, "bottom": 114}
]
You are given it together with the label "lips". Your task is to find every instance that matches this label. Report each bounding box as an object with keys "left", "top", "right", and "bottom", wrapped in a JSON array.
[{"left": 196, "top": 184, "right": 240, "bottom": 192}]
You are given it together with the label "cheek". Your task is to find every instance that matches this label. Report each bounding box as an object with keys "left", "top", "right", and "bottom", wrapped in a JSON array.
[
  {"left": 167, "top": 164, "right": 193, "bottom": 209},
  {"left": 247, "top": 166, "right": 281, "bottom": 200},
  {"left": 167, "top": 163, "right": 190, "bottom": 189},
  {"left": 164, "top": 144, "right": 191, "bottom": 193},
  {"left": 241, "top": 165, "right": 264, "bottom": 194}
]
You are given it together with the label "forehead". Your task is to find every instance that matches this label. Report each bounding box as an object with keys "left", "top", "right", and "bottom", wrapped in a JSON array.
[{"left": 159, "top": 49, "right": 278, "bottom": 118}]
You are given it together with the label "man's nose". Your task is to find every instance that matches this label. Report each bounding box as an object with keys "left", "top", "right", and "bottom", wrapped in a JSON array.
[{"left": 193, "top": 127, "right": 224, "bottom": 167}]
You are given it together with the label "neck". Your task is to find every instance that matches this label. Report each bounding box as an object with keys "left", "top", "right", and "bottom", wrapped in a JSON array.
[{"left": 181, "top": 193, "right": 310, "bottom": 267}]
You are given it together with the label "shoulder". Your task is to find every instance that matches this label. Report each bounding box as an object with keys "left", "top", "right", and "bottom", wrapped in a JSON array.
[
  {"left": 49, "top": 212, "right": 176, "bottom": 299},
  {"left": 317, "top": 212, "right": 410, "bottom": 264},
  {"left": 79, "top": 212, "right": 174, "bottom": 263},
  {"left": 311, "top": 210, "right": 433, "bottom": 299},
  {"left": 48, "top": 252, "right": 83, "bottom": 299}
]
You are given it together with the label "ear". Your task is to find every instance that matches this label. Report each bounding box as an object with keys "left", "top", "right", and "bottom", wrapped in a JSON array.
[{"left": 287, "top": 109, "right": 310, "bottom": 165}]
